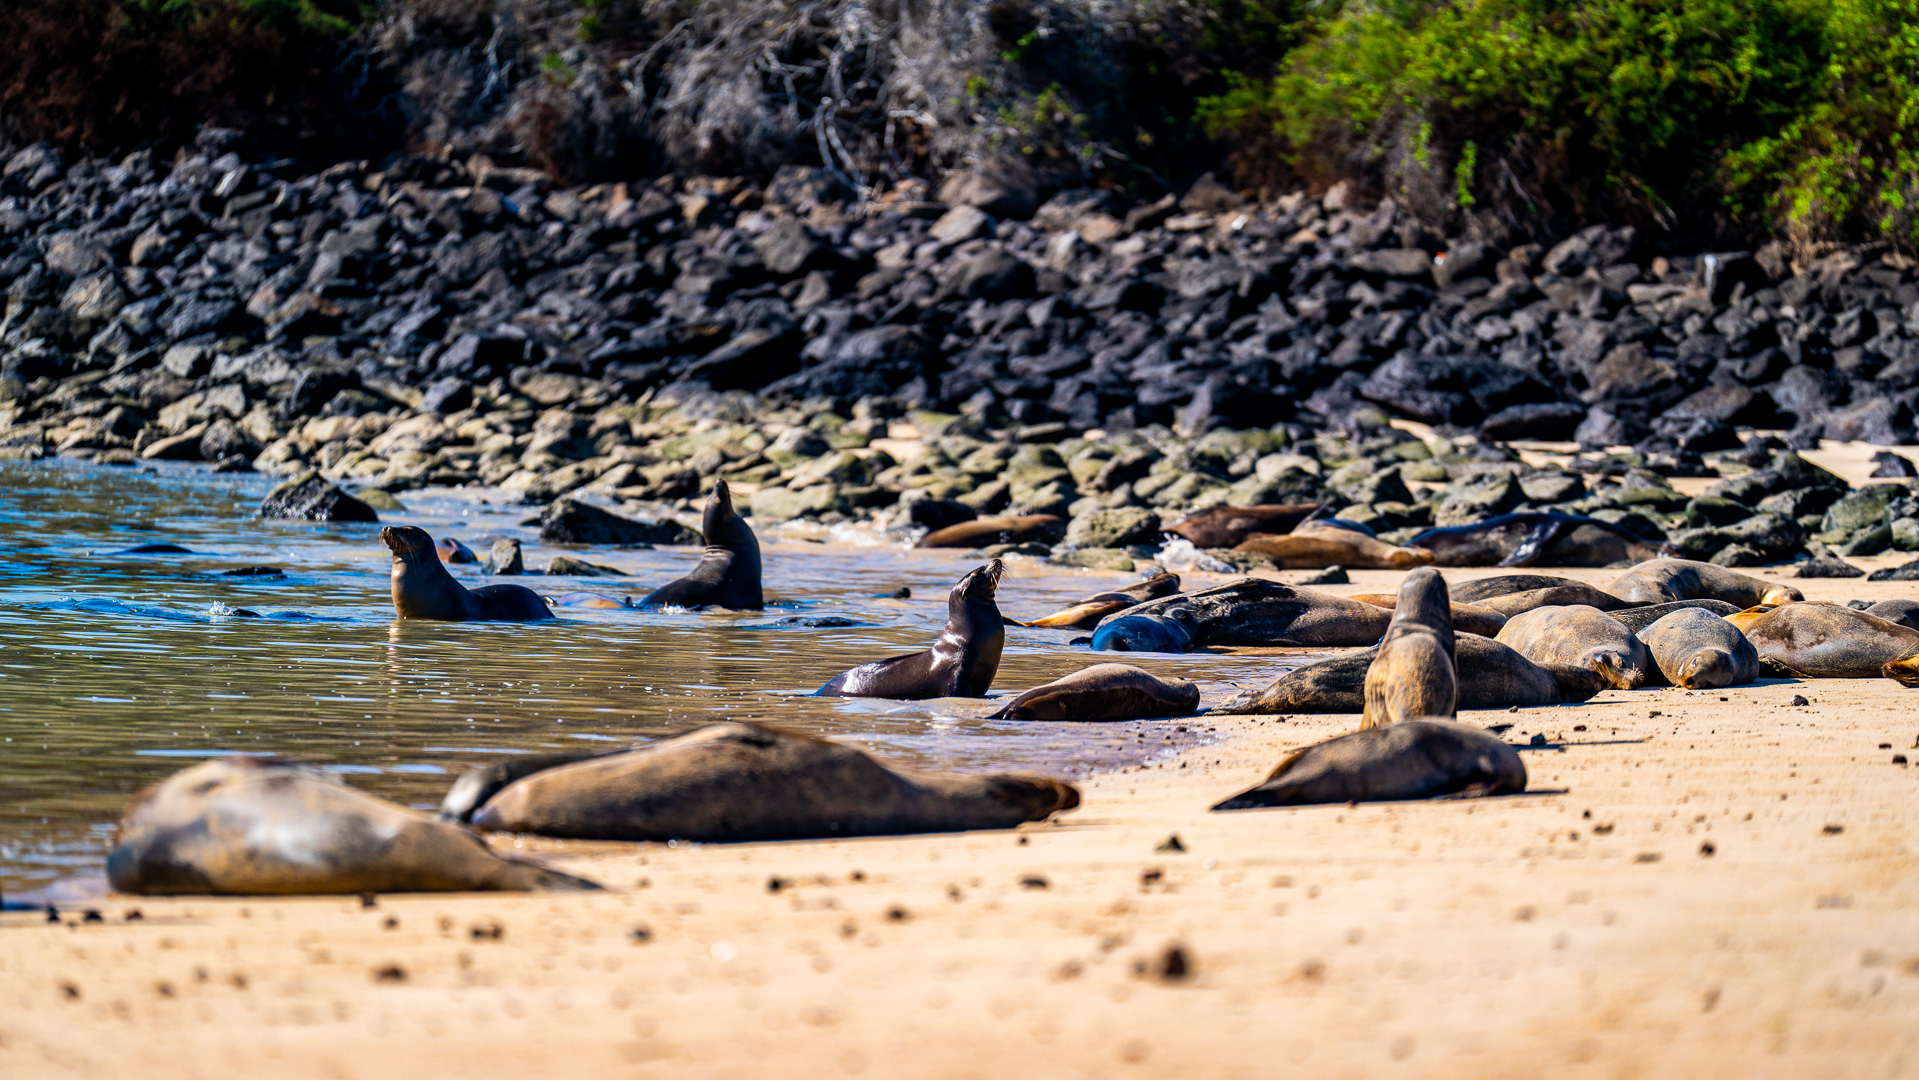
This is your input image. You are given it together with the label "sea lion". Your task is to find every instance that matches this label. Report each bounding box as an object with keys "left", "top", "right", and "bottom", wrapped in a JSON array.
[
  {"left": 1018, "top": 573, "right": 1180, "bottom": 629},
  {"left": 637, "top": 480, "right": 763, "bottom": 611},
  {"left": 1448, "top": 574, "right": 1594, "bottom": 603},
  {"left": 1362, "top": 567, "right": 1457, "bottom": 728},
  {"left": 439, "top": 752, "right": 609, "bottom": 822},
  {"left": 1214, "top": 635, "right": 1605, "bottom": 714},
  {"left": 1608, "top": 599, "right": 1742, "bottom": 634},
  {"left": 1740, "top": 602, "right": 1919, "bottom": 679},
  {"left": 1636, "top": 608, "right": 1760, "bottom": 688},
  {"left": 1495, "top": 606, "right": 1652, "bottom": 689},
  {"left": 111, "top": 541, "right": 196, "bottom": 555},
  {"left": 917, "top": 515, "right": 1065, "bottom": 549},
  {"left": 1461, "top": 584, "right": 1644, "bottom": 617},
  {"left": 382, "top": 526, "right": 554, "bottom": 622},
  {"left": 1210, "top": 720, "right": 1526, "bottom": 809},
  {"left": 1864, "top": 599, "right": 1919, "bottom": 631},
  {"left": 436, "top": 537, "right": 477, "bottom": 564},
  {"left": 1344, "top": 594, "right": 1509, "bottom": 637},
  {"left": 1090, "top": 612, "right": 1197, "bottom": 653},
  {"left": 1725, "top": 605, "right": 1778, "bottom": 632},
  {"left": 1609, "top": 559, "right": 1804, "bottom": 607},
  {"left": 1167, "top": 503, "right": 1322, "bottom": 549},
  {"left": 470, "top": 721, "right": 1080, "bottom": 841},
  {"left": 1235, "top": 520, "right": 1434, "bottom": 570},
  {"left": 1409, "top": 512, "right": 1673, "bottom": 567},
  {"left": 551, "top": 592, "right": 633, "bottom": 609},
  {"left": 108, "top": 757, "right": 598, "bottom": 895},
  {"left": 816, "top": 560, "right": 1005, "bottom": 698},
  {"left": 987, "top": 663, "right": 1200, "bottom": 721},
  {"left": 1089, "top": 578, "right": 1401, "bottom": 652}
]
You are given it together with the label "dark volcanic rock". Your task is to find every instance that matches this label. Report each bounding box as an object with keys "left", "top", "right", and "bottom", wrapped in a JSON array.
[
  {"left": 1479, "top": 402, "right": 1588, "bottom": 441},
  {"left": 260, "top": 472, "right": 379, "bottom": 522},
  {"left": 1868, "top": 558, "right": 1919, "bottom": 582},
  {"left": 1870, "top": 451, "right": 1918, "bottom": 478},
  {"left": 538, "top": 498, "right": 700, "bottom": 546}
]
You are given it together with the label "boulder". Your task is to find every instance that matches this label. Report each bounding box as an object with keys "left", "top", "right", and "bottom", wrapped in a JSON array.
[
  {"left": 1064, "top": 507, "right": 1161, "bottom": 549},
  {"left": 538, "top": 498, "right": 699, "bottom": 545},
  {"left": 260, "top": 471, "right": 379, "bottom": 522}
]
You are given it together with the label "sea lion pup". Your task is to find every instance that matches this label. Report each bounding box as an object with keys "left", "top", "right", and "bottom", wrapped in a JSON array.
[
  {"left": 436, "top": 536, "right": 478, "bottom": 564},
  {"left": 916, "top": 515, "right": 1064, "bottom": 549},
  {"left": 440, "top": 752, "right": 610, "bottom": 823},
  {"left": 1608, "top": 598, "right": 1742, "bottom": 634},
  {"left": 108, "top": 757, "right": 598, "bottom": 895},
  {"left": 1361, "top": 567, "right": 1457, "bottom": 728},
  {"left": 1636, "top": 608, "right": 1760, "bottom": 689},
  {"left": 1344, "top": 594, "right": 1509, "bottom": 637},
  {"left": 382, "top": 526, "right": 554, "bottom": 622},
  {"left": 816, "top": 560, "right": 1005, "bottom": 699},
  {"left": 1409, "top": 512, "right": 1674, "bottom": 568},
  {"left": 1018, "top": 573, "right": 1180, "bottom": 629},
  {"left": 1235, "top": 520, "right": 1434, "bottom": 570},
  {"left": 1740, "top": 602, "right": 1919, "bottom": 679},
  {"left": 1863, "top": 598, "right": 1919, "bottom": 631},
  {"left": 1168, "top": 503, "right": 1321, "bottom": 549},
  {"left": 1495, "top": 606, "right": 1653, "bottom": 689},
  {"left": 1210, "top": 720, "right": 1526, "bottom": 809},
  {"left": 637, "top": 480, "right": 763, "bottom": 611},
  {"left": 1609, "top": 558, "right": 1804, "bottom": 607},
  {"left": 470, "top": 721, "right": 1079, "bottom": 841},
  {"left": 1213, "top": 635, "right": 1605, "bottom": 715},
  {"left": 988, "top": 663, "right": 1200, "bottom": 721}
]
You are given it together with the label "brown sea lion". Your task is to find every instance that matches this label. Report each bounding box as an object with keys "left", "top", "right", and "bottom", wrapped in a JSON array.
[
  {"left": 638, "top": 480, "right": 763, "bottom": 610},
  {"left": 987, "top": 663, "right": 1199, "bottom": 721},
  {"left": 1467, "top": 584, "right": 1645, "bottom": 617},
  {"left": 1448, "top": 574, "right": 1595, "bottom": 603},
  {"left": 917, "top": 515, "right": 1065, "bottom": 549},
  {"left": 816, "top": 560, "right": 1004, "bottom": 698},
  {"left": 1362, "top": 567, "right": 1457, "bottom": 728},
  {"left": 1167, "top": 503, "right": 1321, "bottom": 549},
  {"left": 1740, "top": 602, "right": 1919, "bottom": 679},
  {"left": 1235, "top": 521, "right": 1434, "bottom": 570},
  {"left": 1636, "top": 608, "right": 1760, "bottom": 689},
  {"left": 1864, "top": 599, "right": 1919, "bottom": 631},
  {"left": 383, "top": 526, "right": 554, "bottom": 621},
  {"left": 1410, "top": 513, "right": 1673, "bottom": 567},
  {"left": 1345, "top": 594, "right": 1510, "bottom": 637},
  {"left": 1092, "top": 578, "right": 1400, "bottom": 652},
  {"left": 107, "top": 757, "right": 598, "bottom": 896},
  {"left": 440, "top": 752, "right": 609, "bottom": 822},
  {"left": 1608, "top": 599, "right": 1743, "bottom": 634},
  {"left": 1609, "top": 559, "right": 1804, "bottom": 607},
  {"left": 1214, "top": 635, "right": 1605, "bottom": 715},
  {"left": 1211, "top": 720, "right": 1526, "bottom": 809},
  {"left": 470, "top": 721, "right": 1080, "bottom": 841},
  {"left": 436, "top": 537, "right": 477, "bottom": 564},
  {"left": 1725, "top": 605, "right": 1778, "bottom": 632},
  {"left": 1017, "top": 572, "right": 1180, "bottom": 629},
  {"left": 1495, "top": 606, "right": 1652, "bottom": 689}
]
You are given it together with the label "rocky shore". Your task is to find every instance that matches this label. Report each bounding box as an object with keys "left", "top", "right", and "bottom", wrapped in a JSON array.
[{"left": 4, "top": 133, "right": 1919, "bottom": 572}]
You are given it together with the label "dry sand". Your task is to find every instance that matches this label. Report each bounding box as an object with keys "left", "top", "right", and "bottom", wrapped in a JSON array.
[{"left": 7, "top": 447, "right": 1919, "bottom": 1078}]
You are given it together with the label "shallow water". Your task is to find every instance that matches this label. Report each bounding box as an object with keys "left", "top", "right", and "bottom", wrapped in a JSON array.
[{"left": 0, "top": 459, "right": 1298, "bottom": 898}]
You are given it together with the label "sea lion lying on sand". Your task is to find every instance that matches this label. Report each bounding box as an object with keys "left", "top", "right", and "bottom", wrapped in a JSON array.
[
  {"left": 1609, "top": 559, "right": 1803, "bottom": 607},
  {"left": 108, "top": 757, "right": 598, "bottom": 895},
  {"left": 383, "top": 526, "right": 553, "bottom": 621},
  {"left": 988, "top": 664, "right": 1199, "bottom": 721},
  {"left": 440, "top": 752, "right": 608, "bottom": 823},
  {"left": 469, "top": 722, "right": 1080, "bottom": 841},
  {"left": 1863, "top": 599, "right": 1919, "bottom": 631},
  {"left": 816, "top": 561, "right": 1004, "bottom": 699},
  {"left": 1362, "top": 567, "right": 1457, "bottom": 728},
  {"left": 1235, "top": 520, "right": 1434, "bottom": 570},
  {"left": 1636, "top": 608, "right": 1760, "bottom": 688},
  {"left": 1465, "top": 584, "right": 1644, "bottom": 617},
  {"left": 1214, "top": 635, "right": 1605, "bottom": 714},
  {"left": 1447, "top": 574, "right": 1593, "bottom": 603},
  {"left": 1018, "top": 573, "right": 1180, "bottom": 629},
  {"left": 1496, "top": 606, "right": 1653, "bottom": 689},
  {"left": 1608, "top": 599, "right": 1743, "bottom": 634},
  {"left": 1344, "top": 593, "right": 1509, "bottom": 636},
  {"left": 1410, "top": 513, "right": 1673, "bottom": 568},
  {"left": 1210, "top": 721, "right": 1526, "bottom": 809},
  {"left": 638, "top": 480, "right": 763, "bottom": 610},
  {"left": 1092, "top": 578, "right": 1507, "bottom": 653},
  {"left": 917, "top": 515, "right": 1064, "bottom": 549},
  {"left": 1167, "top": 504, "right": 1321, "bottom": 549},
  {"left": 1739, "top": 602, "right": 1919, "bottom": 680}
]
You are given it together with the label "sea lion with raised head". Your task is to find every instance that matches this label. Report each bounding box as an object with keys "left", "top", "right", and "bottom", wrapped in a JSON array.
[
  {"left": 916, "top": 515, "right": 1065, "bottom": 549},
  {"left": 383, "top": 526, "right": 554, "bottom": 621},
  {"left": 440, "top": 752, "right": 611, "bottom": 822},
  {"left": 1636, "top": 608, "right": 1760, "bottom": 688},
  {"left": 988, "top": 663, "right": 1200, "bottom": 721},
  {"left": 1362, "top": 567, "right": 1457, "bottom": 728},
  {"left": 108, "top": 757, "right": 598, "bottom": 895},
  {"left": 1740, "top": 602, "right": 1919, "bottom": 679},
  {"left": 1495, "top": 606, "right": 1652, "bottom": 689},
  {"left": 1608, "top": 599, "right": 1743, "bottom": 634},
  {"left": 1609, "top": 558, "right": 1803, "bottom": 607},
  {"left": 1018, "top": 573, "right": 1180, "bottom": 629},
  {"left": 1410, "top": 512, "right": 1673, "bottom": 567},
  {"left": 1235, "top": 520, "right": 1434, "bottom": 570},
  {"left": 1167, "top": 504, "right": 1322, "bottom": 549},
  {"left": 1210, "top": 720, "right": 1526, "bottom": 809},
  {"left": 816, "top": 560, "right": 1005, "bottom": 699},
  {"left": 1213, "top": 635, "right": 1605, "bottom": 715},
  {"left": 470, "top": 721, "right": 1079, "bottom": 841},
  {"left": 637, "top": 479, "right": 763, "bottom": 611}
]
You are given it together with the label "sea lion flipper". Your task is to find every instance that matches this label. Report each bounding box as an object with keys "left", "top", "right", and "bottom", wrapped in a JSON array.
[{"left": 1500, "top": 519, "right": 1572, "bottom": 568}]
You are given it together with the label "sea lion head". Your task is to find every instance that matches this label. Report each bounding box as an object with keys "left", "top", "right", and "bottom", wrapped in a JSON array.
[
  {"left": 1675, "top": 647, "right": 1744, "bottom": 690},
  {"left": 1725, "top": 605, "right": 1776, "bottom": 632},
  {"left": 1882, "top": 654, "right": 1919, "bottom": 688},
  {"left": 701, "top": 479, "right": 757, "bottom": 551},
  {"left": 1760, "top": 585, "right": 1804, "bottom": 606},
  {"left": 953, "top": 559, "right": 1006, "bottom": 607},
  {"left": 1090, "top": 612, "right": 1195, "bottom": 653},
  {"left": 381, "top": 525, "right": 439, "bottom": 564}
]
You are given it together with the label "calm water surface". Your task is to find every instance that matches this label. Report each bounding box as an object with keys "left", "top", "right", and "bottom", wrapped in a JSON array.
[{"left": 0, "top": 459, "right": 1297, "bottom": 898}]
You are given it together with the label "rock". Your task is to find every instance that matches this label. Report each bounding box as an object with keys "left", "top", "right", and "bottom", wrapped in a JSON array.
[
  {"left": 944, "top": 251, "right": 1035, "bottom": 303},
  {"left": 198, "top": 417, "right": 260, "bottom": 462},
  {"left": 1434, "top": 473, "right": 1523, "bottom": 527},
  {"left": 1870, "top": 451, "right": 1918, "bottom": 478},
  {"left": 1821, "top": 486, "right": 1894, "bottom": 537},
  {"left": 937, "top": 158, "right": 1039, "bottom": 220},
  {"left": 139, "top": 429, "right": 207, "bottom": 461},
  {"left": 484, "top": 538, "right": 525, "bottom": 575},
  {"left": 1868, "top": 558, "right": 1919, "bottom": 582},
  {"left": 420, "top": 377, "right": 473, "bottom": 415},
  {"left": 929, "top": 205, "right": 993, "bottom": 245},
  {"left": 546, "top": 555, "right": 629, "bottom": 576},
  {"left": 538, "top": 498, "right": 698, "bottom": 546},
  {"left": 1796, "top": 555, "right": 1863, "bottom": 578},
  {"left": 752, "top": 219, "right": 829, "bottom": 276},
  {"left": 260, "top": 471, "right": 379, "bottom": 522},
  {"left": 1064, "top": 507, "right": 1161, "bottom": 549},
  {"left": 1294, "top": 566, "right": 1350, "bottom": 585},
  {"left": 750, "top": 485, "right": 846, "bottom": 522},
  {"left": 354, "top": 488, "right": 407, "bottom": 512},
  {"left": 1346, "top": 249, "right": 1433, "bottom": 279},
  {"left": 1893, "top": 517, "right": 1919, "bottom": 551},
  {"left": 1051, "top": 548, "right": 1136, "bottom": 571},
  {"left": 1479, "top": 402, "right": 1586, "bottom": 442}
]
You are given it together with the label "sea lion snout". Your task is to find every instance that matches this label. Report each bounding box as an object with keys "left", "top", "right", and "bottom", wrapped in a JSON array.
[
  {"left": 380, "top": 525, "right": 434, "bottom": 559},
  {"left": 961, "top": 559, "right": 1007, "bottom": 598},
  {"left": 1882, "top": 655, "right": 1919, "bottom": 688}
]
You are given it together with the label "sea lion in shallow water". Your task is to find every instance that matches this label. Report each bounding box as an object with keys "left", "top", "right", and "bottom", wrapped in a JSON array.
[
  {"left": 816, "top": 560, "right": 1005, "bottom": 698},
  {"left": 1607, "top": 599, "right": 1742, "bottom": 634},
  {"left": 383, "top": 526, "right": 553, "bottom": 621},
  {"left": 1214, "top": 635, "right": 1605, "bottom": 715},
  {"left": 638, "top": 480, "right": 763, "bottom": 611},
  {"left": 988, "top": 664, "right": 1199, "bottom": 721},
  {"left": 1410, "top": 513, "right": 1673, "bottom": 567},
  {"left": 1739, "top": 602, "right": 1919, "bottom": 679},
  {"left": 470, "top": 721, "right": 1079, "bottom": 841},
  {"left": 551, "top": 591, "right": 632, "bottom": 609},
  {"left": 1362, "top": 568, "right": 1457, "bottom": 728},
  {"left": 1019, "top": 573, "right": 1180, "bottom": 629},
  {"left": 108, "top": 757, "right": 597, "bottom": 895},
  {"left": 1609, "top": 559, "right": 1803, "bottom": 607},
  {"left": 916, "top": 515, "right": 1064, "bottom": 549},
  {"left": 1235, "top": 521, "right": 1434, "bottom": 570},
  {"left": 1167, "top": 504, "right": 1322, "bottom": 549},
  {"left": 1211, "top": 720, "right": 1526, "bottom": 809},
  {"left": 1496, "top": 606, "right": 1652, "bottom": 689},
  {"left": 1636, "top": 608, "right": 1759, "bottom": 688}
]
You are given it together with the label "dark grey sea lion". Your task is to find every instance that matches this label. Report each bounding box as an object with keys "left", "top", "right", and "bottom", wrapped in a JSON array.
[
  {"left": 1018, "top": 572, "right": 1180, "bottom": 629},
  {"left": 1448, "top": 574, "right": 1593, "bottom": 603},
  {"left": 1089, "top": 612, "right": 1197, "bottom": 653},
  {"left": 1609, "top": 559, "right": 1804, "bottom": 607},
  {"left": 987, "top": 664, "right": 1200, "bottom": 721},
  {"left": 1090, "top": 578, "right": 1400, "bottom": 652},
  {"left": 1210, "top": 720, "right": 1527, "bottom": 809},
  {"left": 470, "top": 721, "right": 1080, "bottom": 841},
  {"left": 1343, "top": 594, "right": 1510, "bottom": 637},
  {"left": 1167, "top": 503, "right": 1322, "bottom": 549},
  {"left": 111, "top": 542, "right": 196, "bottom": 555},
  {"left": 1495, "top": 606, "right": 1653, "bottom": 689},
  {"left": 1740, "top": 602, "right": 1919, "bottom": 679},
  {"left": 1409, "top": 513, "right": 1673, "bottom": 567},
  {"left": 1607, "top": 599, "right": 1743, "bottom": 634},
  {"left": 439, "top": 753, "right": 608, "bottom": 823},
  {"left": 108, "top": 757, "right": 598, "bottom": 895},
  {"left": 1636, "top": 608, "right": 1760, "bottom": 688},
  {"left": 1234, "top": 521, "right": 1434, "bottom": 570},
  {"left": 435, "top": 537, "right": 477, "bottom": 564},
  {"left": 637, "top": 480, "right": 763, "bottom": 611},
  {"left": 1864, "top": 599, "right": 1919, "bottom": 631},
  {"left": 816, "top": 560, "right": 1005, "bottom": 699},
  {"left": 383, "top": 526, "right": 554, "bottom": 622},
  {"left": 1214, "top": 635, "right": 1605, "bottom": 715},
  {"left": 1362, "top": 567, "right": 1456, "bottom": 728},
  {"left": 1466, "top": 584, "right": 1645, "bottom": 617}
]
